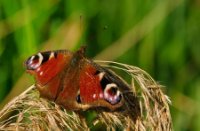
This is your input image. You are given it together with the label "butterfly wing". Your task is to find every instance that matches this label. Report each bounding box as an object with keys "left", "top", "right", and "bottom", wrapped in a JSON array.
[
  {"left": 54, "top": 48, "right": 89, "bottom": 110},
  {"left": 25, "top": 50, "right": 73, "bottom": 100},
  {"left": 79, "top": 60, "right": 126, "bottom": 110},
  {"left": 55, "top": 60, "right": 82, "bottom": 110},
  {"left": 25, "top": 48, "right": 131, "bottom": 111}
]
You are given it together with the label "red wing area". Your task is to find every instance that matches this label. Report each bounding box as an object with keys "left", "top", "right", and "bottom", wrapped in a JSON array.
[
  {"left": 55, "top": 66, "right": 80, "bottom": 110},
  {"left": 34, "top": 53, "right": 69, "bottom": 86},
  {"left": 79, "top": 62, "right": 104, "bottom": 104},
  {"left": 37, "top": 73, "right": 62, "bottom": 100},
  {"left": 27, "top": 51, "right": 73, "bottom": 100}
]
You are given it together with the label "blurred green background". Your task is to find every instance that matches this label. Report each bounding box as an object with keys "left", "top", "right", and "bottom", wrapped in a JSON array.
[{"left": 0, "top": 0, "right": 200, "bottom": 130}]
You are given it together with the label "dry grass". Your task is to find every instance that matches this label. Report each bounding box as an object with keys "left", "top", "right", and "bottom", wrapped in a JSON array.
[{"left": 0, "top": 61, "right": 172, "bottom": 131}]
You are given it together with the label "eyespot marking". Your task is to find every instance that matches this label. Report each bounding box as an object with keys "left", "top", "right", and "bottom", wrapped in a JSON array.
[
  {"left": 104, "top": 83, "right": 122, "bottom": 105},
  {"left": 26, "top": 53, "right": 43, "bottom": 70},
  {"left": 29, "top": 56, "right": 36, "bottom": 64}
]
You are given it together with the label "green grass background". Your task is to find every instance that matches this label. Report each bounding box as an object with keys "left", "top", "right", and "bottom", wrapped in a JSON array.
[{"left": 0, "top": 0, "right": 200, "bottom": 130}]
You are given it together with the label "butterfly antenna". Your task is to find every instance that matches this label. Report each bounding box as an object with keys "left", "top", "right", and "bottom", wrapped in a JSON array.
[{"left": 79, "top": 14, "right": 85, "bottom": 46}]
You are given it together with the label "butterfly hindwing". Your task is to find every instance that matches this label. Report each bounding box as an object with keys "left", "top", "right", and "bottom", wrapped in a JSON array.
[
  {"left": 25, "top": 47, "right": 129, "bottom": 111},
  {"left": 55, "top": 58, "right": 81, "bottom": 110},
  {"left": 79, "top": 60, "right": 104, "bottom": 103},
  {"left": 52, "top": 49, "right": 91, "bottom": 110},
  {"left": 79, "top": 60, "right": 125, "bottom": 110}
]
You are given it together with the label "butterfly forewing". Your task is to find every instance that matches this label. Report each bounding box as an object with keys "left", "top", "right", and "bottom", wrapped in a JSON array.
[
  {"left": 79, "top": 60, "right": 104, "bottom": 103},
  {"left": 25, "top": 47, "right": 129, "bottom": 111},
  {"left": 79, "top": 60, "right": 125, "bottom": 110},
  {"left": 25, "top": 50, "right": 73, "bottom": 100},
  {"left": 55, "top": 59, "right": 81, "bottom": 110}
]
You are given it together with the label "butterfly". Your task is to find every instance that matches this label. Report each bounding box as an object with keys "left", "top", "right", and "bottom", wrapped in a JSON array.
[{"left": 24, "top": 47, "right": 134, "bottom": 111}]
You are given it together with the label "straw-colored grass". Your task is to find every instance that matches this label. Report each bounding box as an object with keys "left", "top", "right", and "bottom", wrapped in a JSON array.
[{"left": 0, "top": 61, "right": 172, "bottom": 131}]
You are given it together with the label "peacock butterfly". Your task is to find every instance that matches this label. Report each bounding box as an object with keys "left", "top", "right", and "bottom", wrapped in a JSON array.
[{"left": 25, "top": 47, "right": 131, "bottom": 111}]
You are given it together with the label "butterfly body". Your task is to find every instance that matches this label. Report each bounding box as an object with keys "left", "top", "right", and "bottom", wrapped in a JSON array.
[{"left": 25, "top": 47, "right": 129, "bottom": 111}]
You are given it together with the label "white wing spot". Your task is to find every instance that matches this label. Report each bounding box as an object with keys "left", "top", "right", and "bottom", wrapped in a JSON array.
[
  {"left": 98, "top": 72, "right": 105, "bottom": 80},
  {"left": 36, "top": 67, "right": 41, "bottom": 72},
  {"left": 93, "top": 94, "right": 97, "bottom": 99},
  {"left": 49, "top": 52, "right": 55, "bottom": 59},
  {"left": 39, "top": 71, "right": 43, "bottom": 76},
  {"left": 99, "top": 93, "right": 103, "bottom": 98},
  {"left": 37, "top": 53, "right": 43, "bottom": 66}
]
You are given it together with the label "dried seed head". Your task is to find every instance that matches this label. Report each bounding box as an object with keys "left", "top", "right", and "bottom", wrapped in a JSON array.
[{"left": 0, "top": 61, "right": 172, "bottom": 131}]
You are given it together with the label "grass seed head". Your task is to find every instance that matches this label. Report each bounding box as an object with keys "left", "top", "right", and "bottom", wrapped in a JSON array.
[{"left": 0, "top": 61, "right": 172, "bottom": 131}]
